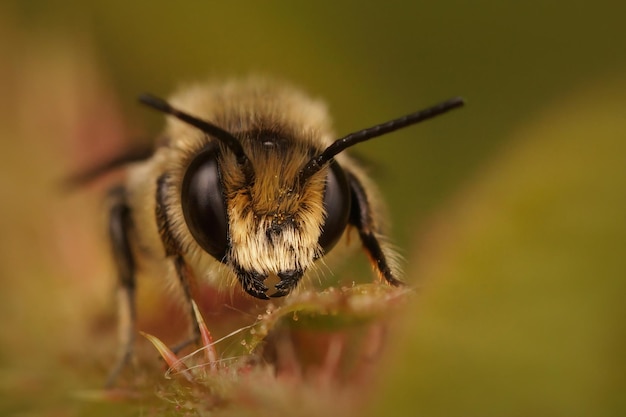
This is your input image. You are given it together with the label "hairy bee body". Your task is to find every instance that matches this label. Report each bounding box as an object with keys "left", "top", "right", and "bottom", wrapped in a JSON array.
[
  {"left": 90, "top": 77, "right": 463, "bottom": 385},
  {"left": 125, "top": 79, "right": 393, "bottom": 295}
]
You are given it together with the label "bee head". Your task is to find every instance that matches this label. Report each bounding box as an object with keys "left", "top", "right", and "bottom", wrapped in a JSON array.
[
  {"left": 179, "top": 127, "right": 351, "bottom": 299},
  {"left": 140, "top": 92, "right": 464, "bottom": 299}
]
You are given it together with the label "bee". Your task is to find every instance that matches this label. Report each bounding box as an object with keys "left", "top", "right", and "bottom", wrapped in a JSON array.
[{"left": 70, "top": 78, "right": 463, "bottom": 384}]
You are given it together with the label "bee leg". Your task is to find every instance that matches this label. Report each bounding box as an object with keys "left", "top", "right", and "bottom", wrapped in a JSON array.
[
  {"left": 155, "top": 175, "right": 201, "bottom": 353},
  {"left": 347, "top": 173, "right": 403, "bottom": 286},
  {"left": 105, "top": 186, "right": 137, "bottom": 387},
  {"left": 169, "top": 255, "right": 202, "bottom": 353}
]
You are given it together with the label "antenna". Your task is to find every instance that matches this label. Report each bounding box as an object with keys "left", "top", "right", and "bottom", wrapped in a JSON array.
[
  {"left": 139, "top": 94, "right": 254, "bottom": 179},
  {"left": 299, "top": 96, "right": 465, "bottom": 184}
]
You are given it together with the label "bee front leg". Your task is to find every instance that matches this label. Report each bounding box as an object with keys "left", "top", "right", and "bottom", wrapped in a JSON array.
[
  {"left": 346, "top": 173, "right": 403, "bottom": 287},
  {"left": 169, "top": 255, "right": 202, "bottom": 353},
  {"left": 156, "top": 175, "right": 201, "bottom": 353},
  {"left": 106, "top": 187, "right": 137, "bottom": 387}
]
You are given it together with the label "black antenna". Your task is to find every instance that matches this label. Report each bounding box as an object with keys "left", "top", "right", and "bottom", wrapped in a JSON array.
[
  {"left": 299, "top": 96, "right": 465, "bottom": 184},
  {"left": 139, "top": 94, "right": 254, "bottom": 179}
]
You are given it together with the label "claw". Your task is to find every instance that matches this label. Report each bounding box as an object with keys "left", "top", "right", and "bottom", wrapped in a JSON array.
[
  {"left": 237, "top": 268, "right": 304, "bottom": 300},
  {"left": 244, "top": 285, "right": 270, "bottom": 300},
  {"left": 269, "top": 288, "right": 290, "bottom": 298},
  {"left": 270, "top": 269, "right": 303, "bottom": 297},
  {"left": 237, "top": 269, "right": 270, "bottom": 299}
]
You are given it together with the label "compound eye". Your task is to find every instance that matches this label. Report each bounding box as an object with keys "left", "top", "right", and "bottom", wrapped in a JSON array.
[
  {"left": 181, "top": 148, "right": 228, "bottom": 260},
  {"left": 318, "top": 160, "right": 351, "bottom": 253}
]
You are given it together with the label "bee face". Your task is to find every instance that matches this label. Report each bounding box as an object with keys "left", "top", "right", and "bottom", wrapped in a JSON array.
[
  {"left": 179, "top": 122, "right": 351, "bottom": 298},
  {"left": 131, "top": 79, "right": 464, "bottom": 300},
  {"left": 144, "top": 80, "right": 360, "bottom": 299}
]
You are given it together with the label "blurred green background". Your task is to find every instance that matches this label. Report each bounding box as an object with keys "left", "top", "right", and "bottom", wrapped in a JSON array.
[{"left": 1, "top": 1, "right": 625, "bottom": 415}]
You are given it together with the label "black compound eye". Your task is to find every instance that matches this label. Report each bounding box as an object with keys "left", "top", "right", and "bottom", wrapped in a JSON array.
[
  {"left": 181, "top": 148, "right": 228, "bottom": 261},
  {"left": 318, "top": 160, "right": 351, "bottom": 253}
]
